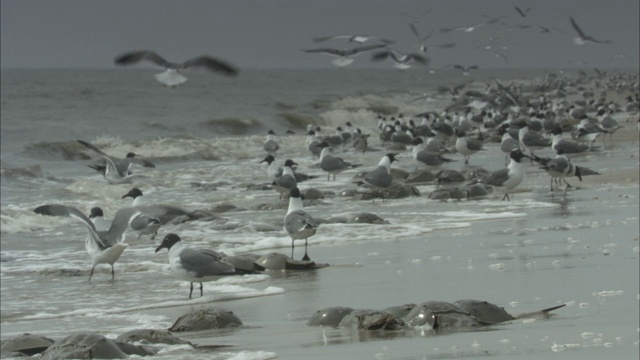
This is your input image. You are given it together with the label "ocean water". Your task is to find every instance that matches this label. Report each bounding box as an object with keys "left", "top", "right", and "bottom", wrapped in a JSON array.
[{"left": 1, "top": 68, "right": 638, "bottom": 360}]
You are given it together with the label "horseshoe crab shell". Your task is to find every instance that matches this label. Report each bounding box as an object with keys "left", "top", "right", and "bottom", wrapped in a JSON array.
[
  {"left": 453, "top": 299, "right": 515, "bottom": 324},
  {"left": 338, "top": 309, "right": 402, "bottom": 330},
  {"left": 41, "top": 333, "right": 138, "bottom": 360},
  {"left": 115, "top": 329, "right": 192, "bottom": 345},
  {"left": 403, "top": 301, "right": 482, "bottom": 329},
  {"left": 254, "top": 252, "right": 328, "bottom": 271},
  {"left": 382, "top": 303, "right": 416, "bottom": 320},
  {"left": 169, "top": 308, "right": 242, "bottom": 332},
  {"left": 1, "top": 333, "right": 54, "bottom": 356},
  {"left": 307, "top": 306, "right": 354, "bottom": 327}
]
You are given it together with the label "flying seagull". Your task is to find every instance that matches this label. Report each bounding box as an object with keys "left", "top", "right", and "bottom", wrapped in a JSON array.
[
  {"left": 515, "top": 6, "right": 531, "bottom": 19},
  {"left": 440, "top": 18, "right": 500, "bottom": 33},
  {"left": 454, "top": 65, "right": 479, "bottom": 76},
  {"left": 569, "top": 17, "right": 612, "bottom": 45},
  {"left": 312, "top": 35, "right": 394, "bottom": 44},
  {"left": 371, "top": 49, "right": 430, "bottom": 71},
  {"left": 302, "top": 44, "right": 388, "bottom": 68},
  {"left": 114, "top": 50, "right": 239, "bottom": 87}
]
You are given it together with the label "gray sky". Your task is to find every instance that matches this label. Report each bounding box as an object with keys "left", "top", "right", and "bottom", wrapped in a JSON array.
[{"left": 1, "top": 0, "right": 638, "bottom": 69}]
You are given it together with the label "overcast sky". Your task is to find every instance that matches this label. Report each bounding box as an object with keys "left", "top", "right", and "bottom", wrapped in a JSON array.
[{"left": 1, "top": 0, "right": 638, "bottom": 69}]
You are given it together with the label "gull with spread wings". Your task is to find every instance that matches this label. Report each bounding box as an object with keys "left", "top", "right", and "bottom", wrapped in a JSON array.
[{"left": 114, "top": 50, "right": 239, "bottom": 87}]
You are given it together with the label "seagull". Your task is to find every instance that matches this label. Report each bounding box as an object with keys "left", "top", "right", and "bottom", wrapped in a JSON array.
[
  {"left": 354, "top": 153, "right": 398, "bottom": 199},
  {"left": 453, "top": 65, "right": 479, "bottom": 76},
  {"left": 259, "top": 155, "right": 318, "bottom": 183},
  {"left": 515, "top": 6, "right": 531, "bottom": 19},
  {"left": 284, "top": 187, "right": 317, "bottom": 261},
  {"left": 88, "top": 207, "right": 111, "bottom": 232},
  {"left": 440, "top": 18, "right": 500, "bottom": 33},
  {"left": 540, "top": 154, "right": 582, "bottom": 192},
  {"left": 121, "top": 187, "right": 189, "bottom": 225},
  {"left": 408, "top": 24, "right": 457, "bottom": 54},
  {"left": 319, "top": 141, "right": 361, "bottom": 181},
  {"left": 500, "top": 131, "right": 523, "bottom": 166},
  {"left": 569, "top": 17, "right": 612, "bottom": 45},
  {"left": 518, "top": 124, "right": 551, "bottom": 159},
  {"left": 155, "top": 233, "right": 251, "bottom": 299},
  {"left": 412, "top": 138, "right": 455, "bottom": 169},
  {"left": 371, "top": 49, "right": 430, "bottom": 70},
  {"left": 305, "top": 130, "right": 324, "bottom": 157},
  {"left": 455, "top": 129, "right": 484, "bottom": 165},
  {"left": 352, "top": 129, "right": 370, "bottom": 153},
  {"left": 263, "top": 130, "right": 280, "bottom": 155},
  {"left": 87, "top": 153, "right": 155, "bottom": 176},
  {"left": 114, "top": 50, "right": 239, "bottom": 87},
  {"left": 33, "top": 204, "right": 149, "bottom": 280},
  {"left": 302, "top": 44, "right": 388, "bottom": 68},
  {"left": 549, "top": 126, "right": 591, "bottom": 156},
  {"left": 476, "top": 150, "right": 527, "bottom": 201},
  {"left": 77, "top": 140, "right": 152, "bottom": 184},
  {"left": 271, "top": 159, "right": 298, "bottom": 200},
  {"left": 312, "top": 34, "right": 394, "bottom": 44},
  {"left": 530, "top": 153, "right": 584, "bottom": 191}
]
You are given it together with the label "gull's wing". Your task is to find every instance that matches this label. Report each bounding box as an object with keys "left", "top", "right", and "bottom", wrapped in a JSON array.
[
  {"left": 179, "top": 248, "right": 236, "bottom": 278},
  {"left": 114, "top": 50, "right": 171, "bottom": 68},
  {"left": 34, "top": 204, "right": 105, "bottom": 248},
  {"left": 284, "top": 210, "right": 316, "bottom": 235},
  {"left": 312, "top": 35, "right": 351, "bottom": 43},
  {"left": 103, "top": 207, "right": 143, "bottom": 245},
  {"left": 484, "top": 168, "right": 510, "bottom": 187},
  {"left": 77, "top": 140, "right": 110, "bottom": 158},
  {"left": 302, "top": 48, "right": 345, "bottom": 56},
  {"left": 345, "top": 44, "right": 388, "bottom": 56},
  {"left": 183, "top": 56, "right": 239, "bottom": 76},
  {"left": 569, "top": 17, "right": 587, "bottom": 38}
]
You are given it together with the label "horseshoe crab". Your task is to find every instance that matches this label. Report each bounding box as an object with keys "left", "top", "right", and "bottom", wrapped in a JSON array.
[
  {"left": 453, "top": 299, "right": 567, "bottom": 324},
  {"left": 403, "top": 301, "right": 483, "bottom": 330},
  {"left": 338, "top": 309, "right": 403, "bottom": 330},
  {"left": 307, "top": 306, "right": 354, "bottom": 327},
  {"left": 169, "top": 308, "right": 242, "bottom": 332},
  {"left": 254, "top": 252, "right": 328, "bottom": 271},
  {"left": 115, "top": 329, "right": 192, "bottom": 345},
  {"left": 1, "top": 333, "right": 54, "bottom": 356},
  {"left": 41, "top": 333, "right": 154, "bottom": 360},
  {"left": 453, "top": 299, "right": 514, "bottom": 324},
  {"left": 382, "top": 303, "right": 416, "bottom": 320}
]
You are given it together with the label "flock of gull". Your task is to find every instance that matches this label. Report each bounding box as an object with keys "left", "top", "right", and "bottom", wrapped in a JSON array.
[
  {"left": 32, "top": 66, "right": 639, "bottom": 300},
  {"left": 26, "top": 6, "right": 637, "bottom": 301}
]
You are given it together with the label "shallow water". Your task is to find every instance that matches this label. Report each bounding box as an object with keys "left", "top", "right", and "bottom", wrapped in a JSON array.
[{"left": 1, "top": 69, "right": 638, "bottom": 359}]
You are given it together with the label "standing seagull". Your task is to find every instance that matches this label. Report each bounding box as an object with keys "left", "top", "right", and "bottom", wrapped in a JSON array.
[
  {"left": 455, "top": 129, "right": 484, "bottom": 165},
  {"left": 569, "top": 17, "right": 612, "bottom": 45},
  {"left": 540, "top": 154, "right": 582, "bottom": 192},
  {"left": 284, "top": 187, "right": 317, "bottom": 261},
  {"left": 302, "top": 44, "right": 388, "bottom": 68},
  {"left": 477, "top": 150, "right": 527, "bottom": 201},
  {"left": 319, "top": 142, "right": 361, "bottom": 181},
  {"left": 263, "top": 130, "right": 280, "bottom": 155},
  {"left": 114, "top": 50, "right": 239, "bottom": 87},
  {"left": 271, "top": 159, "right": 298, "bottom": 200},
  {"left": 354, "top": 153, "right": 398, "bottom": 199},
  {"left": 155, "top": 234, "right": 250, "bottom": 299},
  {"left": 33, "top": 205, "right": 148, "bottom": 280}
]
